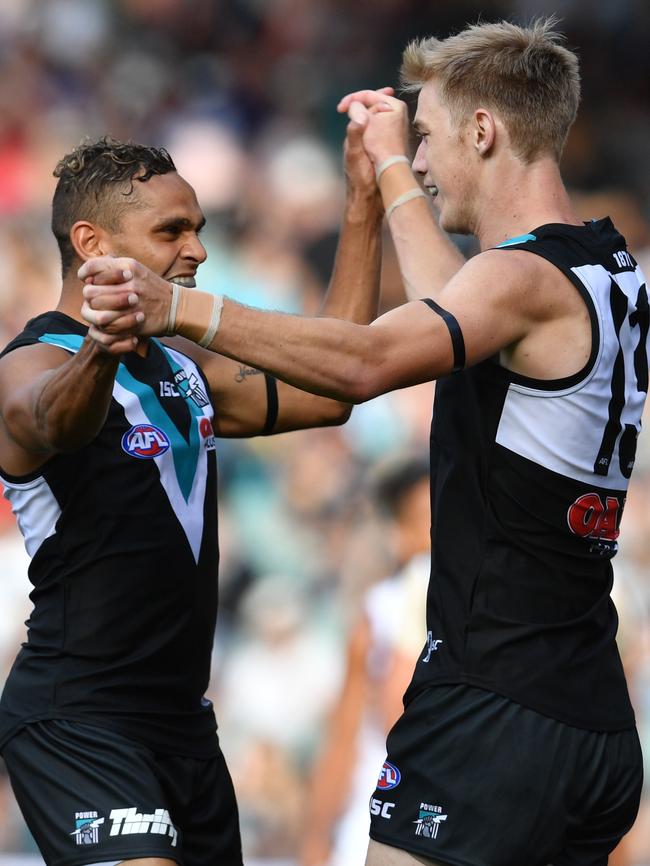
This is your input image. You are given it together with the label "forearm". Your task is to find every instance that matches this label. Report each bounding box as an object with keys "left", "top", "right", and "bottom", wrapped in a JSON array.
[
  {"left": 379, "top": 162, "right": 464, "bottom": 300},
  {"left": 201, "top": 301, "right": 374, "bottom": 403},
  {"left": 319, "top": 191, "right": 383, "bottom": 324},
  {"left": 29, "top": 338, "right": 119, "bottom": 452}
]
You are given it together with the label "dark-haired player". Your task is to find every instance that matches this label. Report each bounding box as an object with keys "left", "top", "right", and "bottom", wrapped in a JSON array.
[
  {"left": 0, "top": 128, "right": 384, "bottom": 866},
  {"left": 82, "top": 19, "right": 647, "bottom": 866}
]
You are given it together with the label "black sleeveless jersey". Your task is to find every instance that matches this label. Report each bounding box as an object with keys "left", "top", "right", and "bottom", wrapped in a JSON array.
[
  {"left": 0, "top": 313, "right": 221, "bottom": 756},
  {"left": 405, "top": 218, "right": 648, "bottom": 731}
]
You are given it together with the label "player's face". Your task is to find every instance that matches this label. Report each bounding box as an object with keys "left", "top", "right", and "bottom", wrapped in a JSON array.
[
  {"left": 412, "top": 81, "right": 477, "bottom": 235},
  {"left": 104, "top": 172, "right": 207, "bottom": 288}
]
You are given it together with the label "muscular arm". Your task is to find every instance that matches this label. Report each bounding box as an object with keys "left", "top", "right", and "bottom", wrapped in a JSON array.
[
  {"left": 200, "top": 250, "right": 539, "bottom": 402},
  {"left": 81, "top": 243, "right": 591, "bottom": 404},
  {"left": 160, "top": 338, "right": 355, "bottom": 437},
  {"left": 0, "top": 339, "right": 121, "bottom": 476}
]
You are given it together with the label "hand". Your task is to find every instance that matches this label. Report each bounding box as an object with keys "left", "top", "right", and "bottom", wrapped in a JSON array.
[
  {"left": 78, "top": 256, "right": 172, "bottom": 351},
  {"left": 337, "top": 89, "right": 411, "bottom": 167},
  {"left": 342, "top": 87, "right": 394, "bottom": 206}
]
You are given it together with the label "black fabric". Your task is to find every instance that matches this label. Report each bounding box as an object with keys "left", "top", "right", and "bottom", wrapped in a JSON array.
[
  {"left": 405, "top": 219, "right": 641, "bottom": 730},
  {"left": 0, "top": 313, "right": 221, "bottom": 757},
  {"left": 261, "top": 373, "right": 279, "bottom": 434},
  {"left": 421, "top": 297, "right": 466, "bottom": 372},
  {"left": 369, "top": 685, "right": 643, "bottom": 866},
  {"left": 2, "top": 719, "right": 243, "bottom": 866}
]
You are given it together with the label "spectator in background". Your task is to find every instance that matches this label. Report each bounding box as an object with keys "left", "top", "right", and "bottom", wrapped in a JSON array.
[{"left": 300, "top": 453, "right": 430, "bottom": 866}]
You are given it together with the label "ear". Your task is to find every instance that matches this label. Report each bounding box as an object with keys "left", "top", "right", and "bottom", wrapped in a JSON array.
[
  {"left": 473, "top": 108, "right": 496, "bottom": 156},
  {"left": 69, "top": 221, "right": 114, "bottom": 263}
]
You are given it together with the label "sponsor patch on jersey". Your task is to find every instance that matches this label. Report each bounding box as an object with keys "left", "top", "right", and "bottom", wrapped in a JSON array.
[
  {"left": 121, "top": 424, "right": 171, "bottom": 459},
  {"left": 199, "top": 416, "right": 217, "bottom": 451},
  {"left": 69, "top": 811, "right": 104, "bottom": 845},
  {"left": 413, "top": 803, "right": 447, "bottom": 839},
  {"left": 377, "top": 761, "right": 401, "bottom": 790},
  {"left": 109, "top": 807, "right": 177, "bottom": 847},
  {"left": 370, "top": 797, "right": 395, "bottom": 819}
]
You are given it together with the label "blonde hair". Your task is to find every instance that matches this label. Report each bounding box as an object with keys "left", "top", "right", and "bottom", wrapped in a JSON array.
[{"left": 400, "top": 18, "right": 581, "bottom": 162}]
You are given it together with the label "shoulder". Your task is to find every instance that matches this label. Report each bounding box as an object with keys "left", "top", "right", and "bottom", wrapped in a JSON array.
[{"left": 447, "top": 246, "right": 581, "bottom": 323}]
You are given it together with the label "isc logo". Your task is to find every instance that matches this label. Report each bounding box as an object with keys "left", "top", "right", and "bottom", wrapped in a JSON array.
[
  {"left": 122, "top": 424, "right": 171, "bottom": 459},
  {"left": 377, "top": 761, "right": 401, "bottom": 790},
  {"left": 369, "top": 797, "right": 394, "bottom": 819}
]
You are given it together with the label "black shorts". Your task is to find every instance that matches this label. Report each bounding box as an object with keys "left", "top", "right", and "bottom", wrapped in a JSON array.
[
  {"left": 369, "top": 684, "right": 643, "bottom": 866},
  {"left": 1, "top": 719, "right": 242, "bottom": 866}
]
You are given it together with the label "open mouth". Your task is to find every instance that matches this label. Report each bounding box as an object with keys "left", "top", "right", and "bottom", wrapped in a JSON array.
[
  {"left": 169, "top": 276, "right": 197, "bottom": 288},
  {"left": 427, "top": 184, "right": 439, "bottom": 199}
]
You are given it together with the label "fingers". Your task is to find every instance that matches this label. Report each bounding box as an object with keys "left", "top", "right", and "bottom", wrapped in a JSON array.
[
  {"left": 78, "top": 256, "right": 135, "bottom": 285},
  {"left": 88, "top": 325, "right": 139, "bottom": 355},
  {"left": 81, "top": 300, "right": 144, "bottom": 332},
  {"left": 82, "top": 285, "right": 139, "bottom": 307},
  {"left": 347, "top": 101, "right": 369, "bottom": 129},
  {"left": 337, "top": 87, "right": 398, "bottom": 113}
]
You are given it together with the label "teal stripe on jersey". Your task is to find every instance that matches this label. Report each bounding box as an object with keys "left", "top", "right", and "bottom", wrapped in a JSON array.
[
  {"left": 113, "top": 364, "right": 200, "bottom": 504},
  {"left": 39, "top": 333, "right": 84, "bottom": 353},
  {"left": 496, "top": 233, "right": 537, "bottom": 248},
  {"left": 39, "top": 333, "right": 200, "bottom": 504}
]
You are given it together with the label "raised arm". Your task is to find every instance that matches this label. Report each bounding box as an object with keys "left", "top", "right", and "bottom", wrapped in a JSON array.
[{"left": 337, "top": 89, "right": 465, "bottom": 301}]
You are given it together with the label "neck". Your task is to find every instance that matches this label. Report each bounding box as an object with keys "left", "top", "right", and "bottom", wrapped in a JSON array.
[
  {"left": 56, "top": 274, "right": 87, "bottom": 324},
  {"left": 472, "top": 156, "right": 581, "bottom": 250}
]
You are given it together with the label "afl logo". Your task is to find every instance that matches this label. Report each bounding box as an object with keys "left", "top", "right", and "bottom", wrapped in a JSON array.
[
  {"left": 377, "top": 761, "right": 401, "bottom": 790},
  {"left": 121, "top": 424, "right": 171, "bottom": 459}
]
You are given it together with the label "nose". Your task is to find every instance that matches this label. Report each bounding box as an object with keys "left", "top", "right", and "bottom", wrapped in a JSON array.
[
  {"left": 182, "top": 234, "right": 207, "bottom": 265},
  {"left": 412, "top": 140, "right": 427, "bottom": 176}
]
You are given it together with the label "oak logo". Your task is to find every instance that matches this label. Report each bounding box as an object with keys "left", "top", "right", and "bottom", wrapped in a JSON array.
[{"left": 567, "top": 492, "right": 621, "bottom": 541}]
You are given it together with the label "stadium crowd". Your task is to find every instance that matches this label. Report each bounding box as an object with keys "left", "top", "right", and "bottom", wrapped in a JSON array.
[{"left": 0, "top": 0, "right": 648, "bottom": 862}]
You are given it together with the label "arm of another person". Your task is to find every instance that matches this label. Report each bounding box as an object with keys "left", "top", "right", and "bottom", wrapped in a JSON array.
[
  {"left": 299, "top": 614, "right": 372, "bottom": 866},
  {"left": 79, "top": 243, "right": 569, "bottom": 403},
  {"left": 0, "top": 334, "right": 131, "bottom": 477},
  {"left": 163, "top": 109, "right": 386, "bottom": 437}
]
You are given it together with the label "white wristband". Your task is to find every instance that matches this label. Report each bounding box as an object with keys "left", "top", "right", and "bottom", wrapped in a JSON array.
[
  {"left": 198, "top": 294, "right": 224, "bottom": 348},
  {"left": 385, "top": 187, "right": 427, "bottom": 221},
  {"left": 375, "top": 154, "right": 410, "bottom": 182},
  {"left": 166, "top": 282, "right": 180, "bottom": 335}
]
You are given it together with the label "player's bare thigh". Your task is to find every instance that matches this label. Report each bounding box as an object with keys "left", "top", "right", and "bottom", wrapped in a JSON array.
[
  {"left": 365, "top": 840, "right": 555, "bottom": 866},
  {"left": 365, "top": 839, "right": 445, "bottom": 866}
]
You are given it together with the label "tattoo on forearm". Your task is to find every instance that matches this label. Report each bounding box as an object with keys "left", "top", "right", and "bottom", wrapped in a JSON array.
[{"left": 235, "top": 365, "right": 262, "bottom": 383}]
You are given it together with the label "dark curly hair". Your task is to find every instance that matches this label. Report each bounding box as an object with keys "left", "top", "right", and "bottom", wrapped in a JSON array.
[{"left": 51, "top": 136, "right": 176, "bottom": 275}]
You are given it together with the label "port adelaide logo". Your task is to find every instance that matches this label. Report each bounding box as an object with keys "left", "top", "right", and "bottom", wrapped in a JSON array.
[
  {"left": 69, "top": 811, "right": 105, "bottom": 845},
  {"left": 413, "top": 803, "right": 448, "bottom": 839},
  {"left": 377, "top": 761, "right": 401, "bottom": 790},
  {"left": 122, "top": 424, "right": 171, "bottom": 459}
]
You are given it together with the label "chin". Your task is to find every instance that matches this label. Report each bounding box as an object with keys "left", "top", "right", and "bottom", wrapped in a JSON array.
[{"left": 439, "top": 208, "right": 471, "bottom": 237}]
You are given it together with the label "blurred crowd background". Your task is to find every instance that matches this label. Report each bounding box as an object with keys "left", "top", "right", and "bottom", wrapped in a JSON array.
[{"left": 0, "top": 0, "right": 649, "bottom": 863}]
